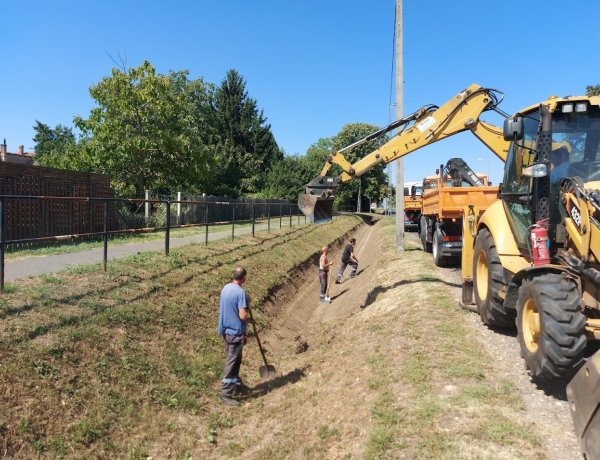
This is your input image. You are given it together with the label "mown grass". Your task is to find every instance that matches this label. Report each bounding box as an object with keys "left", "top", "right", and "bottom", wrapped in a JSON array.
[
  {"left": 365, "top": 220, "right": 543, "bottom": 459},
  {"left": 3, "top": 217, "right": 300, "bottom": 261},
  {"left": 0, "top": 215, "right": 361, "bottom": 458}
]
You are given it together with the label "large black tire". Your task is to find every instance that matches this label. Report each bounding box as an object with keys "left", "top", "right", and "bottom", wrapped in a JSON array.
[
  {"left": 432, "top": 230, "right": 446, "bottom": 267},
  {"left": 473, "top": 228, "right": 515, "bottom": 328},
  {"left": 516, "top": 273, "right": 587, "bottom": 383},
  {"left": 420, "top": 216, "right": 432, "bottom": 253}
]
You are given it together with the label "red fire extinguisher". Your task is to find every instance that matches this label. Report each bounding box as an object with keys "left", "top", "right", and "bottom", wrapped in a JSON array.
[{"left": 530, "top": 221, "right": 550, "bottom": 266}]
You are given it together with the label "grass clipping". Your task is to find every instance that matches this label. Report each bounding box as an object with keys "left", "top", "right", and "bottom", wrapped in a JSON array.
[{"left": 0, "top": 216, "right": 361, "bottom": 458}]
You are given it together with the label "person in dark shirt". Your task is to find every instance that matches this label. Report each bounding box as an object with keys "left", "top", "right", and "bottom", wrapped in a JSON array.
[{"left": 335, "top": 237, "right": 358, "bottom": 283}]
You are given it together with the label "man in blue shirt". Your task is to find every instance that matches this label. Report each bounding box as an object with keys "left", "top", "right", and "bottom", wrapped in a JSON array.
[{"left": 218, "top": 266, "right": 252, "bottom": 406}]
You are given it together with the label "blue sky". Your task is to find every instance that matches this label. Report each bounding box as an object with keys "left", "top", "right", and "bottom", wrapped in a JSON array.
[{"left": 2, "top": 0, "right": 599, "bottom": 186}]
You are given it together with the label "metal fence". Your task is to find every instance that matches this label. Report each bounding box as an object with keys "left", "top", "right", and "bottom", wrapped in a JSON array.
[{"left": 0, "top": 195, "right": 306, "bottom": 291}]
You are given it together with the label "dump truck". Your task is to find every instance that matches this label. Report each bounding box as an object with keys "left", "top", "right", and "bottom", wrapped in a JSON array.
[
  {"left": 419, "top": 158, "right": 498, "bottom": 267},
  {"left": 403, "top": 181, "right": 422, "bottom": 231},
  {"left": 298, "top": 84, "right": 600, "bottom": 457}
]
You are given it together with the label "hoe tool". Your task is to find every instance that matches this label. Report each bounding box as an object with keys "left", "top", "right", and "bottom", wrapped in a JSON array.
[
  {"left": 248, "top": 309, "right": 276, "bottom": 379},
  {"left": 323, "top": 269, "right": 332, "bottom": 304}
]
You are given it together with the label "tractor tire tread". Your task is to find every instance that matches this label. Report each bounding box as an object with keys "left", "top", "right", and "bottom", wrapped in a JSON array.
[{"left": 517, "top": 273, "right": 586, "bottom": 384}]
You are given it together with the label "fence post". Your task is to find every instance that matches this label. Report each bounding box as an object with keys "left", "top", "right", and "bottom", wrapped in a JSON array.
[
  {"left": 177, "top": 191, "right": 182, "bottom": 225},
  {"left": 0, "top": 197, "right": 4, "bottom": 292},
  {"left": 165, "top": 196, "right": 171, "bottom": 256},
  {"left": 205, "top": 203, "right": 209, "bottom": 246},
  {"left": 145, "top": 190, "right": 150, "bottom": 226},
  {"left": 232, "top": 204, "right": 235, "bottom": 242},
  {"left": 103, "top": 199, "right": 108, "bottom": 272},
  {"left": 289, "top": 205, "right": 292, "bottom": 227},
  {"left": 252, "top": 203, "right": 255, "bottom": 237},
  {"left": 267, "top": 203, "right": 271, "bottom": 232},
  {"left": 279, "top": 204, "right": 282, "bottom": 229}
]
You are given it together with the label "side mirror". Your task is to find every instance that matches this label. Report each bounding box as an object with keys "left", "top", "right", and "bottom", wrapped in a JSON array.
[{"left": 503, "top": 117, "right": 524, "bottom": 141}]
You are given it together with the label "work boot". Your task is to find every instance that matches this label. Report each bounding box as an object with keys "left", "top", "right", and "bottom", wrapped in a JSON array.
[{"left": 220, "top": 394, "right": 240, "bottom": 407}]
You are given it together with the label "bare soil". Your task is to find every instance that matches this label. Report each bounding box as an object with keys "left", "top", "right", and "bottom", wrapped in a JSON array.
[{"left": 203, "top": 219, "right": 582, "bottom": 459}]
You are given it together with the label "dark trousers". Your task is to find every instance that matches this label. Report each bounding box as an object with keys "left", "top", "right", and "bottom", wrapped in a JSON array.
[
  {"left": 319, "top": 269, "right": 328, "bottom": 296},
  {"left": 221, "top": 334, "right": 245, "bottom": 397},
  {"left": 336, "top": 260, "right": 358, "bottom": 281}
]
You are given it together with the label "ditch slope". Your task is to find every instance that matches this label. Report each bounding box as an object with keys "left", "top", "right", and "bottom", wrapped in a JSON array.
[{"left": 204, "top": 220, "right": 581, "bottom": 459}]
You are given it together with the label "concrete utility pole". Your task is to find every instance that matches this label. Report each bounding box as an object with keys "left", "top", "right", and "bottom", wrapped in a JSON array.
[{"left": 395, "top": 0, "right": 405, "bottom": 251}]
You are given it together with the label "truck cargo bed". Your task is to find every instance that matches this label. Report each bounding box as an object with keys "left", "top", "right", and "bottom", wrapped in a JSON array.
[{"left": 422, "top": 186, "right": 498, "bottom": 219}]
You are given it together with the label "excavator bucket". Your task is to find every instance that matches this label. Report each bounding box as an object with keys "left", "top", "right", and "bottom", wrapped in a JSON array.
[
  {"left": 567, "top": 350, "right": 600, "bottom": 459},
  {"left": 298, "top": 175, "right": 340, "bottom": 224},
  {"left": 298, "top": 194, "right": 335, "bottom": 223}
]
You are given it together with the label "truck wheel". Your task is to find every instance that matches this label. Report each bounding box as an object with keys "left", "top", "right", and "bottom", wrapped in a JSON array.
[
  {"left": 432, "top": 230, "right": 446, "bottom": 267},
  {"left": 473, "top": 228, "right": 515, "bottom": 328},
  {"left": 517, "top": 273, "right": 586, "bottom": 383},
  {"left": 420, "top": 216, "right": 432, "bottom": 253}
]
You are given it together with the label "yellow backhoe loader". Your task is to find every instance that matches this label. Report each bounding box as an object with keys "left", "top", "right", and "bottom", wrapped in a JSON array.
[
  {"left": 299, "top": 84, "right": 600, "bottom": 457},
  {"left": 299, "top": 84, "right": 508, "bottom": 221}
]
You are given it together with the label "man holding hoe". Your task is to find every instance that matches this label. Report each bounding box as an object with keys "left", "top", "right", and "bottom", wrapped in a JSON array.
[{"left": 319, "top": 246, "right": 334, "bottom": 303}]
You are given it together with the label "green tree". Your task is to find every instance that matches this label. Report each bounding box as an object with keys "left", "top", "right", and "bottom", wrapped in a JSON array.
[
  {"left": 32, "top": 121, "right": 95, "bottom": 171},
  {"left": 32, "top": 121, "right": 76, "bottom": 159},
  {"left": 75, "top": 61, "right": 217, "bottom": 196},
  {"left": 262, "top": 155, "right": 312, "bottom": 200},
  {"left": 211, "top": 69, "right": 282, "bottom": 196},
  {"left": 586, "top": 85, "right": 600, "bottom": 97},
  {"left": 320, "top": 123, "right": 388, "bottom": 210}
]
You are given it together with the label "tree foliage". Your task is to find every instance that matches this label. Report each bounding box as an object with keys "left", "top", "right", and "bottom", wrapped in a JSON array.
[
  {"left": 31, "top": 61, "right": 388, "bottom": 205},
  {"left": 323, "top": 123, "right": 389, "bottom": 209},
  {"left": 211, "top": 70, "right": 283, "bottom": 196},
  {"left": 586, "top": 85, "right": 600, "bottom": 97},
  {"left": 73, "top": 61, "right": 218, "bottom": 196},
  {"left": 262, "top": 155, "right": 311, "bottom": 200},
  {"left": 32, "top": 121, "right": 93, "bottom": 171}
]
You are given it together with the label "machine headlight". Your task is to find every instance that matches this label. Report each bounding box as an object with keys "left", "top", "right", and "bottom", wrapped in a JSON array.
[
  {"left": 562, "top": 103, "right": 574, "bottom": 113},
  {"left": 575, "top": 102, "right": 588, "bottom": 112},
  {"left": 522, "top": 163, "right": 548, "bottom": 178}
]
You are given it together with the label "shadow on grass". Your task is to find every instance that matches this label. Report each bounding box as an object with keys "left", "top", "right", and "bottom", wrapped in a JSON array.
[
  {"left": 246, "top": 367, "right": 308, "bottom": 398},
  {"left": 329, "top": 288, "right": 349, "bottom": 301},
  {"left": 360, "top": 276, "right": 462, "bottom": 309}
]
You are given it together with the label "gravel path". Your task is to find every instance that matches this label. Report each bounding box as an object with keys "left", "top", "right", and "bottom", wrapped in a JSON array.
[{"left": 418, "top": 232, "right": 582, "bottom": 460}]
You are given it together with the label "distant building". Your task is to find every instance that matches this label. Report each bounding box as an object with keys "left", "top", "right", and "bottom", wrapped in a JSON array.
[{"left": 0, "top": 139, "right": 36, "bottom": 166}]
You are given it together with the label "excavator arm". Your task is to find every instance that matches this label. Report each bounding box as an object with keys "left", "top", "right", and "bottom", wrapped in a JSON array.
[
  {"left": 443, "top": 158, "right": 485, "bottom": 187},
  {"left": 299, "top": 84, "right": 510, "bottom": 222}
]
